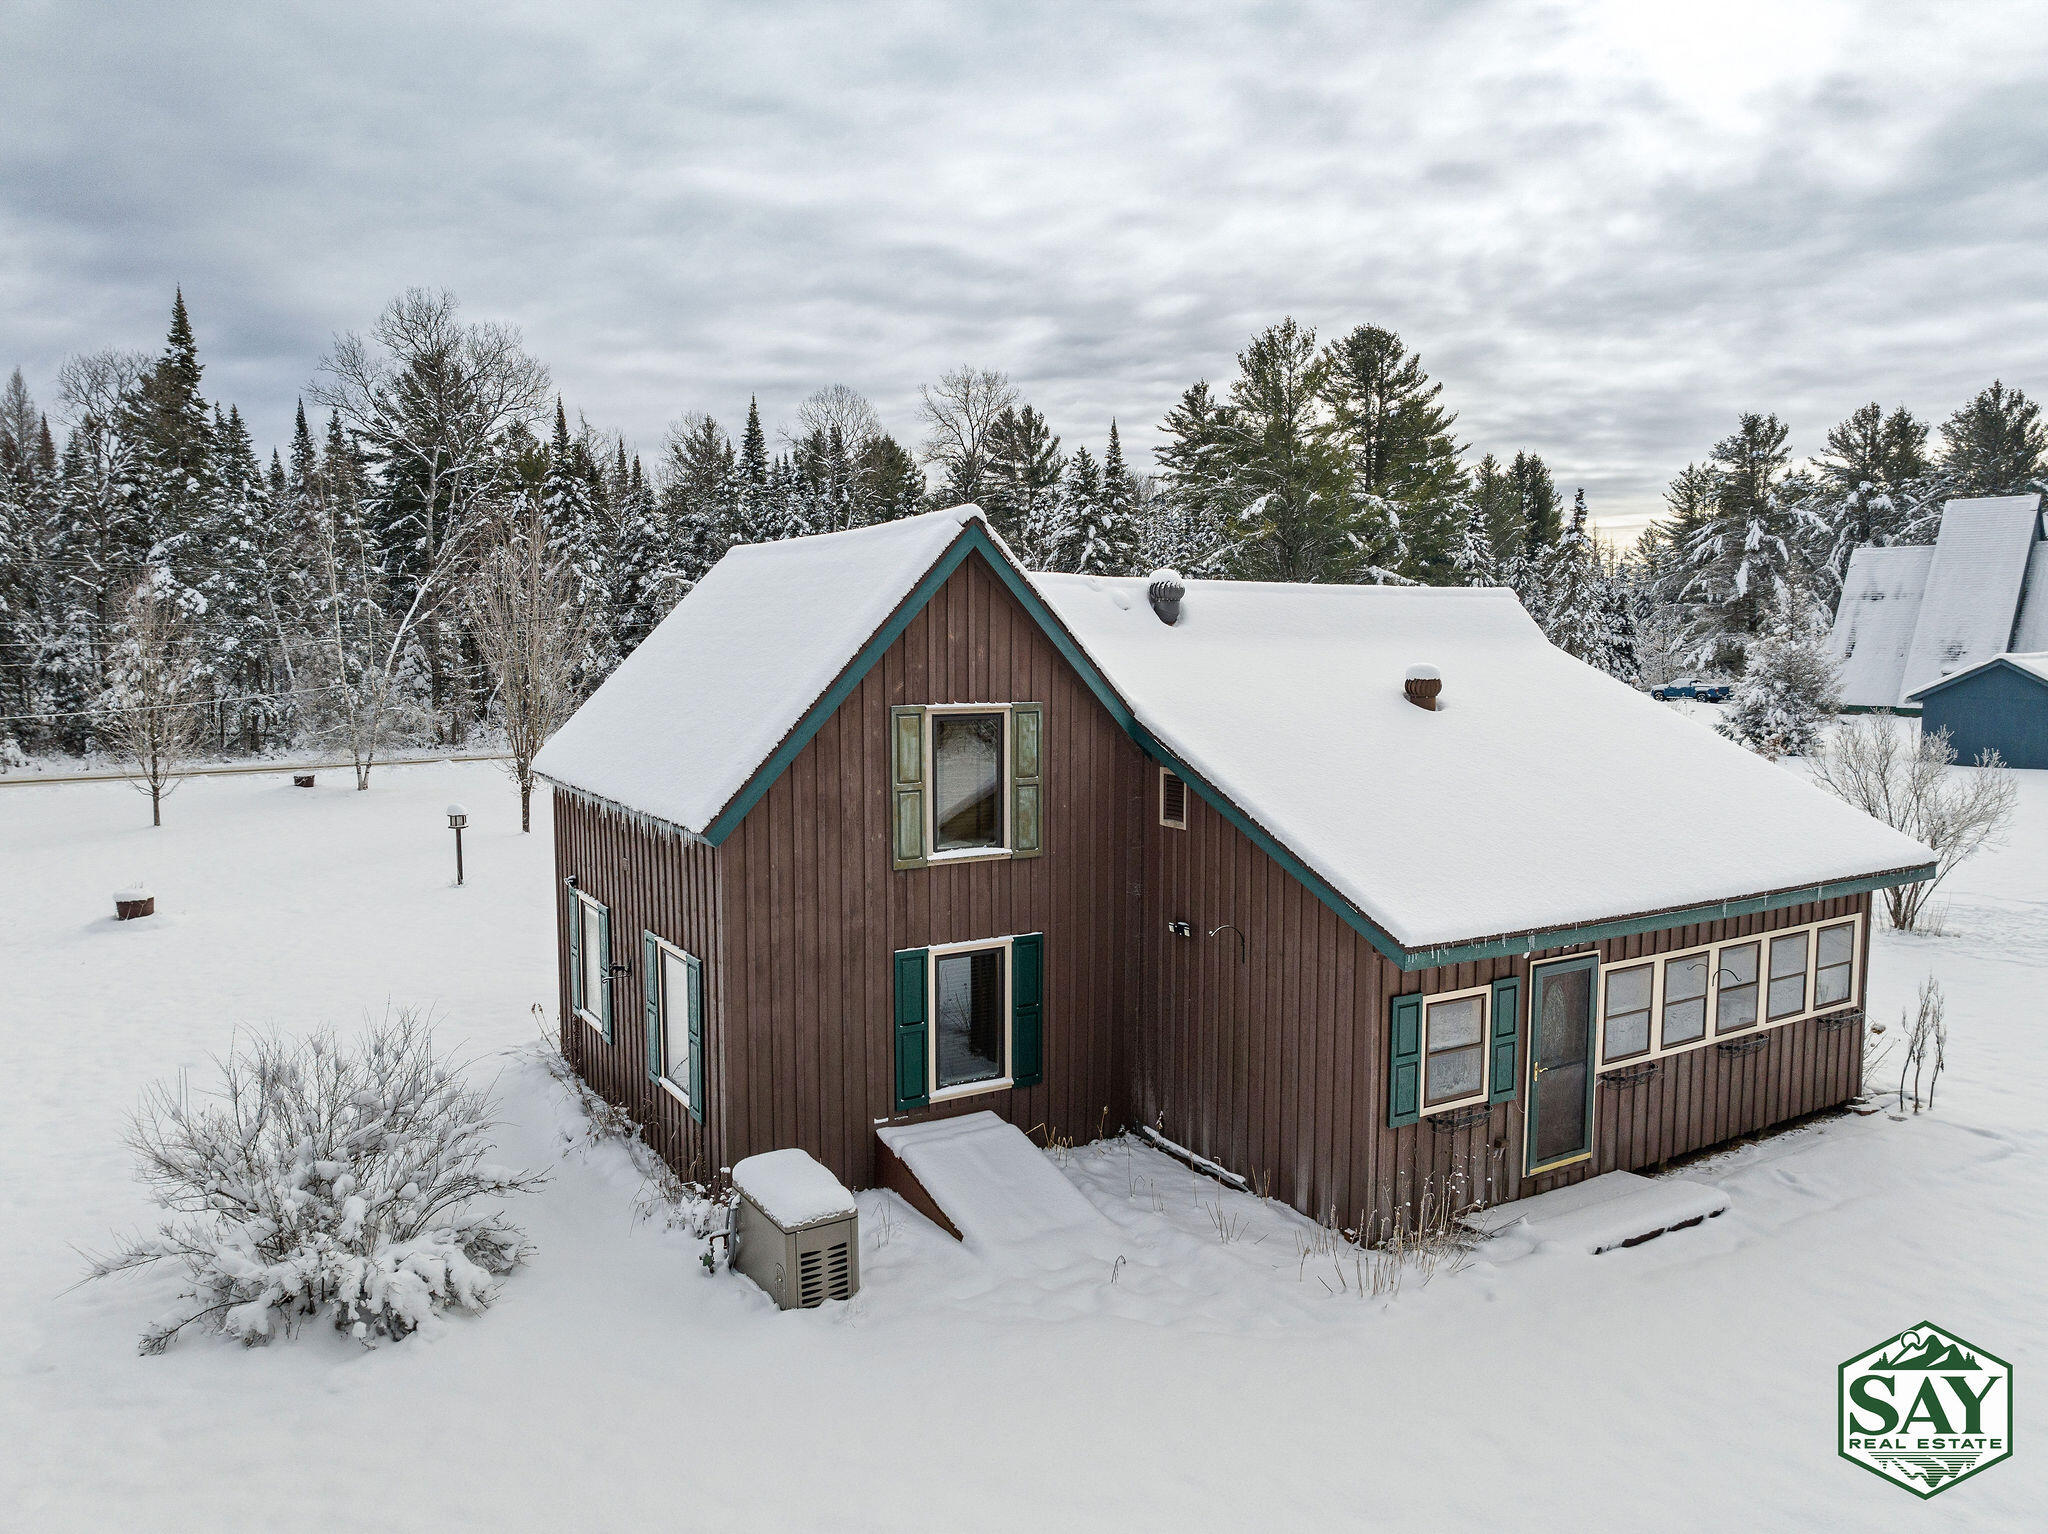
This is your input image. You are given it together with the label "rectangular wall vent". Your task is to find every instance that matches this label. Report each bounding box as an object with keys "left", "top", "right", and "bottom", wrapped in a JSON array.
[{"left": 1159, "top": 768, "right": 1188, "bottom": 830}]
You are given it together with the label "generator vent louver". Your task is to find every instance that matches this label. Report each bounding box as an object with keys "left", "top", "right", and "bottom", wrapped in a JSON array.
[{"left": 731, "top": 1148, "right": 861, "bottom": 1311}]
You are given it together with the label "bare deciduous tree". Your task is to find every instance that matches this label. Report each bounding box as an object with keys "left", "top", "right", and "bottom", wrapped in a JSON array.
[
  {"left": 103, "top": 569, "right": 206, "bottom": 826},
  {"left": 55, "top": 348, "right": 151, "bottom": 428},
  {"left": 1809, "top": 714, "right": 2017, "bottom": 929},
  {"left": 917, "top": 365, "right": 1017, "bottom": 503},
  {"left": 295, "top": 497, "right": 424, "bottom": 791},
  {"left": 466, "top": 493, "right": 591, "bottom": 831},
  {"left": 792, "top": 383, "right": 883, "bottom": 454},
  {"left": 1896, "top": 976, "right": 1948, "bottom": 1114},
  {"left": 309, "top": 289, "right": 551, "bottom": 738}
]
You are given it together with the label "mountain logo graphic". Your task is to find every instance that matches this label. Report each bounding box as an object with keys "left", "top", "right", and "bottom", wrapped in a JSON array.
[{"left": 1839, "top": 1322, "right": 2012, "bottom": 1498}]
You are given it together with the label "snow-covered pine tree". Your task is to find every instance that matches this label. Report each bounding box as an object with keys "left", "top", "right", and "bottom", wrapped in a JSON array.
[
  {"left": 1507, "top": 450, "right": 1559, "bottom": 558},
  {"left": 984, "top": 404, "right": 1063, "bottom": 552},
  {"left": 851, "top": 433, "right": 925, "bottom": 526},
  {"left": 611, "top": 455, "right": 678, "bottom": 654},
  {"left": 539, "top": 401, "right": 615, "bottom": 673},
  {"left": 1717, "top": 588, "right": 1841, "bottom": 759},
  {"left": 1936, "top": 380, "right": 2046, "bottom": 500},
  {"left": 1150, "top": 381, "right": 1235, "bottom": 575},
  {"left": 659, "top": 413, "right": 735, "bottom": 585},
  {"left": 190, "top": 404, "right": 277, "bottom": 749},
  {"left": 1089, "top": 421, "right": 1142, "bottom": 575},
  {"left": 1805, "top": 402, "right": 1934, "bottom": 600},
  {"left": 1679, "top": 412, "right": 1819, "bottom": 672},
  {"left": 1538, "top": 490, "right": 1608, "bottom": 666},
  {"left": 724, "top": 397, "right": 780, "bottom": 547},
  {"left": 1043, "top": 446, "right": 1102, "bottom": 573},
  {"left": 1450, "top": 496, "right": 1497, "bottom": 586},
  {"left": 114, "top": 290, "right": 219, "bottom": 562}
]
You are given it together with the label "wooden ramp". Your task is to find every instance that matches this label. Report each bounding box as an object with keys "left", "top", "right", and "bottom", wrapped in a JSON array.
[
  {"left": 875, "top": 1112, "right": 1112, "bottom": 1250},
  {"left": 1466, "top": 1170, "right": 1727, "bottom": 1254}
]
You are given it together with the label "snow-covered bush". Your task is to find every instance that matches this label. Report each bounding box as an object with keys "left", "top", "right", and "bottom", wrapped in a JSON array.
[
  {"left": 86, "top": 1011, "right": 542, "bottom": 1353},
  {"left": 1716, "top": 629, "right": 1840, "bottom": 758},
  {"left": 1810, "top": 714, "right": 2017, "bottom": 930}
]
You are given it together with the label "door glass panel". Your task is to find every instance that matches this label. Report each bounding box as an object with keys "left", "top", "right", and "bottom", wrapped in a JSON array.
[
  {"left": 935, "top": 948, "right": 1005, "bottom": 1090},
  {"left": 1533, "top": 964, "right": 1592, "bottom": 1166},
  {"left": 1661, "top": 953, "right": 1709, "bottom": 1047},
  {"left": 1602, "top": 964, "right": 1652, "bottom": 1062},
  {"left": 1815, "top": 922, "right": 1854, "bottom": 1007},
  {"left": 1424, "top": 995, "right": 1485, "bottom": 1106},
  {"left": 933, "top": 713, "right": 1004, "bottom": 851},
  {"left": 1768, "top": 931, "right": 1809, "bottom": 1020},
  {"left": 1716, "top": 942, "right": 1759, "bottom": 1033}
]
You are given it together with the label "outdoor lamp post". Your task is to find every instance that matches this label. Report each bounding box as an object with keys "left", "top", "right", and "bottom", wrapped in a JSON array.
[{"left": 447, "top": 804, "right": 469, "bottom": 886}]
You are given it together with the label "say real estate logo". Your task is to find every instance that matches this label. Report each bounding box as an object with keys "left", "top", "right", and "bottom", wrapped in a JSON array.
[{"left": 1839, "top": 1322, "right": 2012, "bottom": 1498}]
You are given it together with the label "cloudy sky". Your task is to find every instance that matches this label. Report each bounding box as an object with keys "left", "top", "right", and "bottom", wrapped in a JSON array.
[{"left": 4, "top": 0, "right": 2045, "bottom": 527}]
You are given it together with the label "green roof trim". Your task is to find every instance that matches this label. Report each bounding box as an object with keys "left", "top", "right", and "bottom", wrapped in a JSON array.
[{"left": 700, "top": 518, "right": 1937, "bottom": 971}]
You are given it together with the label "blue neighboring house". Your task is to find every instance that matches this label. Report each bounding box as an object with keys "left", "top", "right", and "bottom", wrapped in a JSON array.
[{"left": 1907, "top": 653, "right": 2048, "bottom": 770}]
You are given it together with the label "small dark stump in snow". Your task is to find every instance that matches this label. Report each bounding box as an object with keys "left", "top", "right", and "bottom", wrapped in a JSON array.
[
  {"left": 114, "top": 890, "right": 155, "bottom": 921},
  {"left": 293, "top": 774, "right": 315, "bottom": 788}
]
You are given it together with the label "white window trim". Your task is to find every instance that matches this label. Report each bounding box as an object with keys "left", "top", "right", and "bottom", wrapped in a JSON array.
[
  {"left": 650, "top": 933, "right": 696, "bottom": 1109},
  {"left": 1159, "top": 766, "right": 1189, "bottom": 830},
  {"left": 927, "top": 934, "right": 1016, "bottom": 1104},
  {"left": 1419, "top": 981, "right": 1492, "bottom": 1117},
  {"left": 1596, "top": 912, "right": 1864, "bottom": 1069},
  {"left": 923, "top": 703, "right": 1015, "bottom": 862},
  {"left": 573, "top": 890, "right": 608, "bottom": 1035}
]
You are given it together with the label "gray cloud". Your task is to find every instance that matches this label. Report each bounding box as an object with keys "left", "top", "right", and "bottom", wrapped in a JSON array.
[{"left": 2, "top": 0, "right": 2043, "bottom": 521}]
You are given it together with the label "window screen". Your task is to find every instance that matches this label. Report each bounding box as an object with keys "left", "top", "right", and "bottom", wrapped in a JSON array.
[
  {"left": 932, "top": 713, "right": 1004, "bottom": 852},
  {"left": 1601, "top": 964, "right": 1653, "bottom": 1062},
  {"left": 1661, "top": 952, "right": 1709, "bottom": 1048},
  {"left": 660, "top": 947, "right": 694, "bottom": 1098},
  {"left": 1716, "top": 942, "right": 1759, "bottom": 1033},
  {"left": 1768, "top": 931, "right": 1810, "bottom": 1020},
  {"left": 1815, "top": 923, "right": 1854, "bottom": 1008},
  {"left": 934, "top": 947, "right": 1005, "bottom": 1090},
  {"left": 578, "top": 899, "right": 606, "bottom": 1020},
  {"left": 1424, "top": 994, "right": 1486, "bottom": 1107}
]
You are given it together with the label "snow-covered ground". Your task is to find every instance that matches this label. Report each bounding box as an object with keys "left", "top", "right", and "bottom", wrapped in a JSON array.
[{"left": 1, "top": 759, "right": 2040, "bottom": 1530}]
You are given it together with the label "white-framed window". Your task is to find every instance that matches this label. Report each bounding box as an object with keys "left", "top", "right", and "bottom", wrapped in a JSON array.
[
  {"left": 574, "top": 890, "right": 609, "bottom": 1033},
  {"left": 1594, "top": 914, "right": 1863, "bottom": 1067},
  {"left": 1599, "top": 962, "right": 1655, "bottom": 1065},
  {"left": 1422, "top": 984, "right": 1490, "bottom": 1113},
  {"left": 927, "top": 704, "right": 1011, "bottom": 858},
  {"left": 650, "top": 936, "right": 700, "bottom": 1108},
  {"left": 1159, "top": 767, "right": 1189, "bottom": 829},
  {"left": 929, "top": 936, "right": 1013, "bottom": 1101}
]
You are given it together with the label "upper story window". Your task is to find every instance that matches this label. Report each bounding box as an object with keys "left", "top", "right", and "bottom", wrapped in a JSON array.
[
  {"left": 932, "top": 709, "right": 1005, "bottom": 852},
  {"left": 890, "top": 702, "right": 1043, "bottom": 869}
]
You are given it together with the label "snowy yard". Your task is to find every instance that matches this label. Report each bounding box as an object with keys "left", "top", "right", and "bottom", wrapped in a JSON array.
[{"left": 1, "top": 759, "right": 2040, "bottom": 1531}]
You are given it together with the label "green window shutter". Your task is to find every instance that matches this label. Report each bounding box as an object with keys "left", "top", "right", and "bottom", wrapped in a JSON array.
[
  {"left": 684, "top": 953, "right": 705, "bottom": 1125},
  {"left": 596, "top": 904, "right": 614, "bottom": 1044},
  {"left": 643, "top": 931, "right": 663, "bottom": 1081},
  {"left": 890, "top": 705, "right": 927, "bottom": 869},
  {"left": 1011, "top": 932, "right": 1043, "bottom": 1086},
  {"left": 893, "top": 948, "right": 929, "bottom": 1111},
  {"left": 564, "top": 879, "right": 582, "bottom": 1025},
  {"left": 1489, "top": 975, "right": 1521, "bottom": 1106},
  {"left": 1010, "top": 703, "right": 1043, "bottom": 859},
  {"left": 1387, "top": 993, "right": 1423, "bottom": 1128}
]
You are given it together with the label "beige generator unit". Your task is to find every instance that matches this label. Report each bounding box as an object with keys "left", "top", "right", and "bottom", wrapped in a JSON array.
[{"left": 730, "top": 1148, "right": 860, "bottom": 1309}]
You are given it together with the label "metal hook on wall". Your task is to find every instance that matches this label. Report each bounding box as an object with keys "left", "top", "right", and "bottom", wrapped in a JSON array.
[{"left": 1207, "top": 923, "right": 1248, "bottom": 963}]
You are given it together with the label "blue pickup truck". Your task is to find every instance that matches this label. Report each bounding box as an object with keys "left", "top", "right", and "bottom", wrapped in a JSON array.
[{"left": 1650, "top": 678, "right": 1732, "bottom": 702}]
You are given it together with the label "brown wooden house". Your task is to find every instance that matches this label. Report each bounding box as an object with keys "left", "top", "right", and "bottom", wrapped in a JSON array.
[{"left": 532, "top": 507, "right": 1934, "bottom": 1232}]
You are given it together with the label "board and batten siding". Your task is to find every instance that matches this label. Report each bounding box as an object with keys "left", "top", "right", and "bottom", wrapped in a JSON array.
[
  {"left": 557, "top": 549, "right": 1147, "bottom": 1193},
  {"left": 1138, "top": 779, "right": 1872, "bottom": 1233},
  {"left": 554, "top": 790, "right": 725, "bottom": 1183}
]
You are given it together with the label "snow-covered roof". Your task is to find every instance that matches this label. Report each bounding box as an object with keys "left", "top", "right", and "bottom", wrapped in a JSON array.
[
  {"left": 541, "top": 505, "right": 1931, "bottom": 961},
  {"left": 1035, "top": 572, "right": 1933, "bottom": 952},
  {"left": 534, "top": 506, "right": 983, "bottom": 834},
  {"left": 1907, "top": 650, "right": 2048, "bottom": 699},
  {"left": 1829, "top": 545, "right": 1933, "bottom": 708},
  {"left": 1830, "top": 495, "right": 2044, "bottom": 707}
]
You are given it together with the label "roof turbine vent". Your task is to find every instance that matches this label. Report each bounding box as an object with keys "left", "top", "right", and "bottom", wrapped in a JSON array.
[
  {"left": 1148, "top": 569, "right": 1185, "bottom": 626},
  {"left": 1404, "top": 665, "right": 1442, "bottom": 711}
]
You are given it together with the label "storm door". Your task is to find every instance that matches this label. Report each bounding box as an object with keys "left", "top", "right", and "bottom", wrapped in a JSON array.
[{"left": 1525, "top": 954, "right": 1598, "bottom": 1174}]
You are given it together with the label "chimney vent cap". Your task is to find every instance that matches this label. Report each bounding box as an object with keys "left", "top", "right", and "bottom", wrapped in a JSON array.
[{"left": 1147, "top": 570, "right": 1186, "bottom": 626}]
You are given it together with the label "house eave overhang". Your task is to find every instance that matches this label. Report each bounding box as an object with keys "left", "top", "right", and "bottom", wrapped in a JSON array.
[
  {"left": 1906, "top": 656, "right": 2048, "bottom": 702},
  {"left": 592, "top": 517, "right": 1939, "bottom": 975}
]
